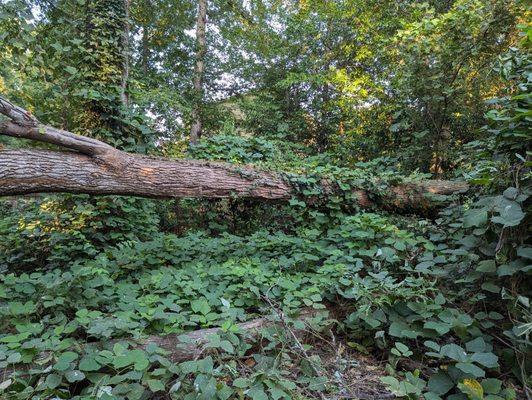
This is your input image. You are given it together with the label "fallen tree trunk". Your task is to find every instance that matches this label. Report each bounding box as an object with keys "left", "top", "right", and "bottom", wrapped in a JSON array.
[
  {"left": 0, "top": 309, "right": 320, "bottom": 379},
  {"left": 0, "top": 149, "right": 292, "bottom": 200},
  {"left": 135, "top": 308, "right": 319, "bottom": 363},
  {"left": 0, "top": 95, "right": 469, "bottom": 212},
  {"left": 0, "top": 148, "right": 467, "bottom": 209}
]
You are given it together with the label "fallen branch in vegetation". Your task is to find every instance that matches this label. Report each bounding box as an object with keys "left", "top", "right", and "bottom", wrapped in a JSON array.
[
  {"left": 133, "top": 308, "right": 320, "bottom": 363},
  {"left": 0, "top": 309, "right": 321, "bottom": 379},
  {"left": 0, "top": 96, "right": 468, "bottom": 212},
  {"left": 1, "top": 308, "right": 394, "bottom": 399}
]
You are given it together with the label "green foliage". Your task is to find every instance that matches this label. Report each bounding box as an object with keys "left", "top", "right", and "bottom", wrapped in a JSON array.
[
  {"left": 185, "top": 133, "right": 310, "bottom": 165},
  {"left": 382, "top": 0, "right": 520, "bottom": 173},
  {"left": 378, "top": 35, "right": 531, "bottom": 398},
  {"left": 0, "top": 195, "right": 159, "bottom": 270},
  {"left": 0, "top": 211, "right": 436, "bottom": 398},
  {"left": 0, "top": 1, "right": 530, "bottom": 399}
]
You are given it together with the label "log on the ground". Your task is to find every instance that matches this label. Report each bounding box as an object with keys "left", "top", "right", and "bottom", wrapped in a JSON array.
[
  {"left": 134, "top": 308, "right": 319, "bottom": 363},
  {"left": 0, "top": 309, "right": 321, "bottom": 379},
  {"left": 0, "top": 149, "right": 292, "bottom": 200},
  {"left": 0, "top": 95, "right": 469, "bottom": 212}
]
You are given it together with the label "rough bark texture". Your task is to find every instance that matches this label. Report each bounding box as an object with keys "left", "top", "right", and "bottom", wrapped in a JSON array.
[
  {"left": 0, "top": 96, "right": 117, "bottom": 158},
  {"left": 0, "top": 148, "right": 469, "bottom": 210},
  {"left": 0, "top": 121, "right": 117, "bottom": 158},
  {"left": 0, "top": 149, "right": 292, "bottom": 199}
]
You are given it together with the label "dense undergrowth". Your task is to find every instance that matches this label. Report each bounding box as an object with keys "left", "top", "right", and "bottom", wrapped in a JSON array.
[{"left": 2, "top": 190, "right": 529, "bottom": 400}]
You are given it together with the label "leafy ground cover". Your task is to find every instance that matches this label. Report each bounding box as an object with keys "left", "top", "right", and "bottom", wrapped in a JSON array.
[
  {"left": 1, "top": 91, "right": 530, "bottom": 398},
  {"left": 1, "top": 64, "right": 530, "bottom": 396},
  {"left": 1, "top": 182, "right": 529, "bottom": 399}
]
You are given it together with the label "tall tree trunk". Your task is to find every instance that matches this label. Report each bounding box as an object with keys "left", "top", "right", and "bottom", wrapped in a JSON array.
[
  {"left": 190, "top": 0, "right": 207, "bottom": 145},
  {"left": 141, "top": 26, "right": 149, "bottom": 74},
  {"left": 317, "top": 82, "right": 331, "bottom": 151},
  {"left": 83, "top": 0, "right": 131, "bottom": 143},
  {"left": 120, "top": 0, "right": 131, "bottom": 107}
]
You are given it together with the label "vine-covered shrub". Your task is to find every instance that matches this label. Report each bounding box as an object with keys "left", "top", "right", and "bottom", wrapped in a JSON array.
[
  {"left": 0, "top": 195, "right": 159, "bottom": 271},
  {"left": 375, "top": 37, "right": 531, "bottom": 400},
  {"left": 1, "top": 190, "right": 529, "bottom": 399}
]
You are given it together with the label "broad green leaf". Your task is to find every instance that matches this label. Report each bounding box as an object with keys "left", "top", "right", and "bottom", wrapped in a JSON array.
[
  {"left": 220, "top": 340, "right": 234, "bottom": 353},
  {"left": 45, "top": 373, "right": 62, "bottom": 389},
  {"left": 0, "top": 379, "right": 12, "bottom": 391},
  {"left": 169, "top": 381, "right": 181, "bottom": 392},
  {"left": 491, "top": 200, "right": 524, "bottom": 227},
  {"left": 428, "top": 372, "right": 454, "bottom": 395},
  {"left": 463, "top": 209, "right": 487, "bottom": 228},
  {"left": 476, "top": 260, "right": 496, "bottom": 273},
  {"left": 465, "top": 337, "right": 486, "bottom": 353},
  {"left": 6, "top": 353, "right": 21, "bottom": 363},
  {"left": 502, "top": 187, "right": 519, "bottom": 200},
  {"left": 147, "top": 379, "right": 165, "bottom": 392},
  {"left": 0, "top": 332, "right": 30, "bottom": 343},
  {"left": 269, "top": 387, "right": 288, "bottom": 400},
  {"left": 424, "top": 321, "right": 451, "bottom": 335},
  {"left": 481, "top": 282, "right": 500, "bottom": 293},
  {"left": 191, "top": 299, "right": 211, "bottom": 315},
  {"left": 425, "top": 392, "right": 443, "bottom": 400},
  {"left": 471, "top": 352, "right": 498, "bottom": 368},
  {"left": 455, "top": 363, "right": 485, "bottom": 378},
  {"left": 517, "top": 246, "right": 532, "bottom": 259},
  {"left": 79, "top": 356, "right": 101, "bottom": 371},
  {"left": 458, "top": 379, "right": 484, "bottom": 400},
  {"left": 440, "top": 344, "right": 467, "bottom": 362},
  {"left": 481, "top": 378, "right": 502, "bottom": 394},
  {"left": 65, "top": 370, "right": 85, "bottom": 382},
  {"left": 232, "top": 377, "right": 250, "bottom": 388},
  {"left": 248, "top": 387, "right": 268, "bottom": 400}
]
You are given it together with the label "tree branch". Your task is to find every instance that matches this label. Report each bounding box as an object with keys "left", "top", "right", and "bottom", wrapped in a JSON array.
[{"left": 0, "top": 95, "right": 121, "bottom": 160}]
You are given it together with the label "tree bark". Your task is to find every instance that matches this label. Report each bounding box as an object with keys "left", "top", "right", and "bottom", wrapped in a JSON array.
[
  {"left": 141, "top": 22, "right": 150, "bottom": 74},
  {"left": 0, "top": 149, "right": 292, "bottom": 200},
  {"left": 135, "top": 308, "right": 319, "bottom": 363},
  {"left": 0, "top": 148, "right": 468, "bottom": 211},
  {"left": 120, "top": 0, "right": 131, "bottom": 107},
  {"left": 0, "top": 95, "right": 469, "bottom": 210},
  {"left": 189, "top": 0, "right": 207, "bottom": 145}
]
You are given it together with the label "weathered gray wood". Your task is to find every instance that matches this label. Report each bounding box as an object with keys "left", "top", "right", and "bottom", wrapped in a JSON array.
[
  {"left": 0, "top": 96, "right": 118, "bottom": 158},
  {"left": 136, "top": 308, "right": 319, "bottom": 363}
]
